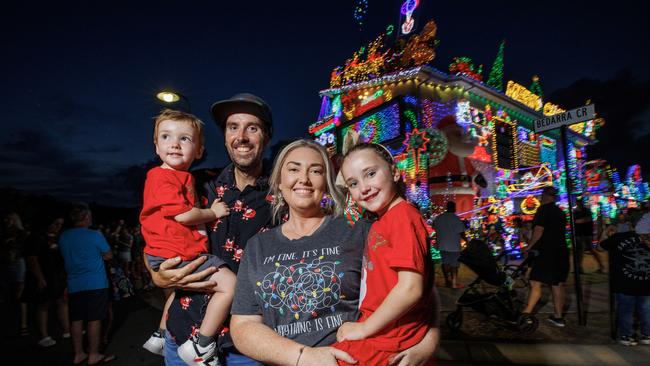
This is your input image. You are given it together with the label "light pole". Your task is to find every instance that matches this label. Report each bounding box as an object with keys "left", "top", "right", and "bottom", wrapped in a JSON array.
[{"left": 155, "top": 90, "right": 192, "bottom": 112}]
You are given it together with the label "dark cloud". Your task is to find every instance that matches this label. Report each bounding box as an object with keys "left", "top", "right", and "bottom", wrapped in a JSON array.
[{"left": 0, "top": 128, "right": 138, "bottom": 204}]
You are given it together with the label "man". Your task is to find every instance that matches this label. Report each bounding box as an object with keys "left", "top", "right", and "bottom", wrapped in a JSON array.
[
  {"left": 600, "top": 211, "right": 650, "bottom": 346},
  {"left": 522, "top": 186, "right": 569, "bottom": 327},
  {"left": 59, "top": 203, "right": 115, "bottom": 365},
  {"left": 434, "top": 201, "right": 466, "bottom": 289},
  {"left": 573, "top": 200, "right": 604, "bottom": 274},
  {"left": 146, "top": 93, "right": 273, "bottom": 366}
]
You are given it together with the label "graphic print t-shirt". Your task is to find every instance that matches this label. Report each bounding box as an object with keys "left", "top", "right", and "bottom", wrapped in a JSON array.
[
  {"left": 140, "top": 166, "right": 208, "bottom": 260},
  {"left": 232, "top": 216, "right": 369, "bottom": 347},
  {"left": 601, "top": 232, "right": 650, "bottom": 295},
  {"left": 357, "top": 200, "right": 433, "bottom": 352}
]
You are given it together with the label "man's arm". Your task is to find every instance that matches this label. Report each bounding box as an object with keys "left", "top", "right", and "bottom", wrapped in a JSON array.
[
  {"left": 337, "top": 270, "right": 423, "bottom": 341},
  {"left": 101, "top": 250, "right": 113, "bottom": 261},
  {"left": 230, "top": 314, "right": 356, "bottom": 366},
  {"left": 143, "top": 255, "right": 217, "bottom": 291},
  {"left": 389, "top": 327, "right": 440, "bottom": 366},
  {"left": 527, "top": 226, "right": 544, "bottom": 251}
]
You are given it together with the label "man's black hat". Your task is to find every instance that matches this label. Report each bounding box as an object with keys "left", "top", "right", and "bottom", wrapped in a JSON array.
[{"left": 210, "top": 93, "right": 273, "bottom": 138}]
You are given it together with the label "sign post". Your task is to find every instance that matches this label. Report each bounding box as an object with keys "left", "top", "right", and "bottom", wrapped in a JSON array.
[
  {"left": 534, "top": 105, "right": 595, "bottom": 327},
  {"left": 533, "top": 104, "right": 595, "bottom": 133}
]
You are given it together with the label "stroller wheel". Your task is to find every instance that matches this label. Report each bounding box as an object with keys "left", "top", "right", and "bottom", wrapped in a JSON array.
[
  {"left": 446, "top": 309, "right": 463, "bottom": 331},
  {"left": 517, "top": 313, "right": 538, "bottom": 334}
]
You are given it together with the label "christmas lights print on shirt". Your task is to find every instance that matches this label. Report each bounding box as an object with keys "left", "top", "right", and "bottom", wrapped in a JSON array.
[{"left": 256, "top": 256, "right": 344, "bottom": 320}]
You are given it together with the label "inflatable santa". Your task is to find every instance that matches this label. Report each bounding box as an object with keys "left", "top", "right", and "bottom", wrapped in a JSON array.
[{"left": 429, "top": 115, "right": 485, "bottom": 217}]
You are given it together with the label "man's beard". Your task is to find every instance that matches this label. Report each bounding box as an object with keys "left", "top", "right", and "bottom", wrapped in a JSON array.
[
  {"left": 231, "top": 153, "right": 262, "bottom": 174},
  {"left": 233, "top": 159, "right": 258, "bottom": 173}
]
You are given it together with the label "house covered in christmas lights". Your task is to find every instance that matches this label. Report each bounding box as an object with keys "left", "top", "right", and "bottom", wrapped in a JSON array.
[{"left": 310, "top": 21, "right": 604, "bottom": 221}]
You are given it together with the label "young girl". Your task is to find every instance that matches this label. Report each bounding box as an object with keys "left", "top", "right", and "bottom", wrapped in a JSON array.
[{"left": 335, "top": 143, "right": 436, "bottom": 366}]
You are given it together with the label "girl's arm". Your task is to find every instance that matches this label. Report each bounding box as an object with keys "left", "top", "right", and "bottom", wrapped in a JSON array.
[
  {"left": 337, "top": 270, "right": 424, "bottom": 341},
  {"left": 230, "top": 314, "right": 356, "bottom": 366}
]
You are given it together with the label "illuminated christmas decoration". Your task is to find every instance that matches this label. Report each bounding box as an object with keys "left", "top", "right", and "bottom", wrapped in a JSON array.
[
  {"left": 399, "top": 20, "right": 438, "bottom": 68},
  {"left": 403, "top": 128, "right": 430, "bottom": 169},
  {"left": 566, "top": 142, "right": 582, "bottom": 194},
  {"left": 506, "top": 164, "right": 553, "bottom": 193},
  {"left": 505, "top": 80, "right": 542, "bottom": 111},
  {"left": 516, "top": 126, "right": 540, "bottom": 167},
  {"left": 344, "top": 194, "right": 363, "bottom": 226},
  {"left": 520, "top": 195, "right": 541, "bottom": 215},
  {"left": 315, "top": 131, "right": 336, "bottom": 147},
  {"left": 491, "top": 117, "right": 518, "bottom": 170},
  {"left": 341, "top": 103, "right": 401, "bottom": 144},
  {"left": 568, "top": 118, "right": 604, "bottom": 140},
  {"left": 449, "top": 57, "right": 483, "bottom": 82},
  {"left": 423, "top": 127, "right": 448, "bottom": 166},
  {"left": 529, "top": 75, "right": 543, "bottom": 98},
  {"left": 342, "top": 87, "right": 393, "bottom": 120},
  {"left": 400, "top": 0, "right": 420, "bottom": 35},
  {"left": 486, "top": 40, "right": 505, "bottom": 91},
  {"left": 421, "top": 99, "right": 456, "bottom": 128},
  {"left": 543, "top": 102, "right": 565, "bottom": 116},
  {"left": 310, "top": 16, "right": 649, "bottom": 245},
  {"left": 329, "top": 21, "right": 437, "bottom": 88},
  {"left": 455, "top": 99, "right": 472, "bottom": 128},
  {"left": 623, "top": 164, "right": 650, "bottom": 203},
  {"left": 353, "top": 0, "right": 369, "bottom": 29}
]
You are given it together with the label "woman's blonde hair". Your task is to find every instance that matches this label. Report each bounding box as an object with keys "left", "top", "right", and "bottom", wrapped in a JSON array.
[
  {"left": 268, "top": 139, "right": 344, "bottom": 224},
  {"left": 5, "top": 212, "right": 24, "bottom": 231}
]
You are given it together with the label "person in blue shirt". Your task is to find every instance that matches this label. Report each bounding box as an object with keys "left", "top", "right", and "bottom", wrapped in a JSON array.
[{"left": 59, "top": 203, "right": 115, "bottom": 365}]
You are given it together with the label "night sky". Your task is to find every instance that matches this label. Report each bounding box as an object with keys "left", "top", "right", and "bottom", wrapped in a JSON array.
[{"left": 3, "top": 0, "right": 649, "bottom": 206}]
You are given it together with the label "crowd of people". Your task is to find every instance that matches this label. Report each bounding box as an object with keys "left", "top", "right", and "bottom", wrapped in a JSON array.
[
  {"left": 0, "top": 209, "right": 153, "bottom": 362},
  {"left": 3, "top": 91, "right": 650, "bottom": 366}
]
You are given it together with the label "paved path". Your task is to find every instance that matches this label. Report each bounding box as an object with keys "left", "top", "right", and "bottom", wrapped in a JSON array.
[{"left": 5, "top": 249, "right": 648, "bottom": 365}]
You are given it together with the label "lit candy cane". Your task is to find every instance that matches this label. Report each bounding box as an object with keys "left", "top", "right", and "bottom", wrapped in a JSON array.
[{"left": 400, "top": 0, "right": 419, "bottom": 35}]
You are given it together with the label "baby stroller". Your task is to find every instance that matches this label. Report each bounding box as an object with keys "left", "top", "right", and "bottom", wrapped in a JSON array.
[{"left": 445, "top": 239, "right": 538, "bottom": 333}]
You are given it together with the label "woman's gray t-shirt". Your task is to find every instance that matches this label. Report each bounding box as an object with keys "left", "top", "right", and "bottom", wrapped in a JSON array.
[{"left": 232, "top": 216, "right": 369, "bottom": 347}]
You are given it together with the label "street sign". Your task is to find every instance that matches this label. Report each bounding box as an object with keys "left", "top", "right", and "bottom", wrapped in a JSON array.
[{"left": 533, "top": 104, "right": 595, "bottom": 133}]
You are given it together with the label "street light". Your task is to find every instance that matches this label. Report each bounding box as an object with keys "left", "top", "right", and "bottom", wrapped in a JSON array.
[{"left": 155, "top": 90, "right": 192, "bottom": 112}]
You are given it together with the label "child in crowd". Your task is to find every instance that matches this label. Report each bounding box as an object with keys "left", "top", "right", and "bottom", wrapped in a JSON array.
[
  {"left": 140, "top": 109, "right": 235, "bottom": 365},
  {"left": 335, "top": 143, "right": 436, "bottom": 366}
]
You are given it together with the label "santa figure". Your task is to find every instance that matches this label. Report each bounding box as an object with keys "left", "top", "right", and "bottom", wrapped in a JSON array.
[{"left": 429, "top": 115, "right": 485, "bottom": 217}]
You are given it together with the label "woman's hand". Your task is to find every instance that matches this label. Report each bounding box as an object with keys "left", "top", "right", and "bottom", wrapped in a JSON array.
[
  {"left": 300, "top": 346, "right": 357, "bottom": 366},
  {"left": 336, "top": 321, "right": 367, "bottom": 342},
  {"left": 144, "top": 255, "right": 217, "bottom": 291},
  {"left": 388, "top": 327, "right": 439, "bottom": 366}
]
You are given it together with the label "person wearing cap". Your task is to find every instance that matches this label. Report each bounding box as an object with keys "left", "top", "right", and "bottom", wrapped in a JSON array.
[
  {"left": 145, "top": 93, "right": 274, "bottom": 366},
  {"left": 522, "top": 186, "right": 570, "bottom": 327},
  {"left": 600, "top": 211, "right": 650, "bottom": 346}
]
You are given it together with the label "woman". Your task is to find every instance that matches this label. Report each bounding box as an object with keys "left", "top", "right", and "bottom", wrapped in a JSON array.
[
  {"left": 2, "top": 212, "right": 30, "bottom": 335},
  {"left": 230, "top": 139, "right": 439, "bottom": 365}
]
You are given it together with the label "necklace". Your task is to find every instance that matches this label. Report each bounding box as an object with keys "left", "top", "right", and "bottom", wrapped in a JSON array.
[{"left": 284, "top": 216, "right": 326, "bottom": 239}]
